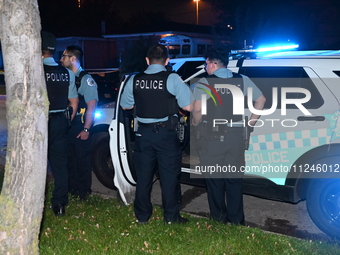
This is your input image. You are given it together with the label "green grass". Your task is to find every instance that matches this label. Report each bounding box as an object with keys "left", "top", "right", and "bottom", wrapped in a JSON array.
[
  {"left": 39, "top": 183, "right": 340, "bottom": 255},
  {"left": 0, "top": 174, "right": 339, "bottom": 254}
]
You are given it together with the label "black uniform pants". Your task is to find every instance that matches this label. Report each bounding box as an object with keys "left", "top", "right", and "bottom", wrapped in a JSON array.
[
  {"left": 134, "top": 124, "right": 182, "bottom": 222},
  {"left": 48, "top": 112, "right": 69, "bottom": 207},
  {"left": 199, "top": 129, "right": 245, "bottom": 225},
  {"left": 68, "top": 116, "right": 92, "bottom": 198}
]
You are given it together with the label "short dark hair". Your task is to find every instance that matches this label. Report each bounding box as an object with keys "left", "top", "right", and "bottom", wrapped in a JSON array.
[
  {"left": 204, "top": 47, "right": 229, "bottom": 67},
  {"left": 147, "top": 44, "right": 168, "bottom": 64},
  {"left": 66, "top": 45, "right": 83, "bottom": 62}
]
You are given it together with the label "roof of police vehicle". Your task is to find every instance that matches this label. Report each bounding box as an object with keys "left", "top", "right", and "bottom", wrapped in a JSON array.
[
  {"left": 258, "top": 50, "right": 340, "bottom": 59},
  {"left": 169, "top": 57, "right": 205, "bottom": 63},
  {"left": 168, "top": 51, "right": 340, "bottom": 62}
]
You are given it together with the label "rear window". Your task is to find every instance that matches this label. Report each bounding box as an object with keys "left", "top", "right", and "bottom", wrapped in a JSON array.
[
  {"left": 176, "top": 61, "right": 205, "bottom": 81},
  {"left": 333, "top": 71, "right": 340, "bottom": 77},
  {"left": 238, "top": 67, "right": 324, "bottom": 109}
]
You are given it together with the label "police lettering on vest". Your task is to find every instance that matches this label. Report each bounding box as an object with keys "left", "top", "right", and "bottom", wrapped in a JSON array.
[
  {"left": 135, "top": 79, "right": 164, "bottom": 90},
  {"left": 45, "top": 72, "right": 69, "bottom": 82},
  {"left": 133, "top": 71, "right": 178, "bottom": 119},
  {"left": 44, "top": 65, "right": 70, "bottom": 111}
]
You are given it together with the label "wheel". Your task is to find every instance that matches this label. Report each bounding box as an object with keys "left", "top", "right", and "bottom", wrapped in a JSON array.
[
  {"left": 92, "top": 132, "right": 115, "bottom": 190},
  {"left": 306, "top": 178, "right": 340, "bottom": 237}
]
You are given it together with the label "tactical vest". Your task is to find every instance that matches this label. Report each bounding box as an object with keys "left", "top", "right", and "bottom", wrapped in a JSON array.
[
  {"left": 203, "top": 73, "right": 244, "bottom": 125},
  {"left": 75, "top": 71, "right": 88, "bottom": 112},
  {"left": 133, "top": 71, "right": 178, "bottom": 118},
  {"left": 44, "top": 64, "right": 69, "bottom": 111}
]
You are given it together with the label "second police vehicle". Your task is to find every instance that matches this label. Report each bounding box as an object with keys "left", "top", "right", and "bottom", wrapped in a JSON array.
[{"left": 91, "top": 41, "right": 340, "bottom": 238}]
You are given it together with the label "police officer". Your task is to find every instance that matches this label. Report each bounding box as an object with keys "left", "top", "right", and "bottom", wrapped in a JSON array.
[
  {"left": 192, "top": 48, "right": 266, "bottom": 225},
  {"left": 60, "top": 45, "right": 98, "bottom": 200},
  {"left": 42, "top": 31, "right": 78, "bottom": 216},
  {"left": 120, "top": 44, "right": 193, "bottom": 224}
]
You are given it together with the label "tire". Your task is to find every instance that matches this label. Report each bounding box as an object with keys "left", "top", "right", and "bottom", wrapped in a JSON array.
[
  {"left": 92, "top": 132, "right": 115, "bottom": 190},
  {"left": 306, "top": 178, "right": 340, "bottom": 237}
]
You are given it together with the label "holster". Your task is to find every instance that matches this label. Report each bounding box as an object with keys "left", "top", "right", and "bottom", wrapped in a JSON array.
[
  {"left": 64, "top": 106, "right": 73, "bottom": 126},
  {"left": 167, "top": 115, "right": 179, "bottom": 131}
]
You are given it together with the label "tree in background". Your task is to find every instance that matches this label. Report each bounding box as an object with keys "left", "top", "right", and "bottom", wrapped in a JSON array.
[
  {"left": 0, "top": 0, "right": 49, "bottom": 253},
  {"left": 120, "top": 35, "right": 158, "bottom": 75}
]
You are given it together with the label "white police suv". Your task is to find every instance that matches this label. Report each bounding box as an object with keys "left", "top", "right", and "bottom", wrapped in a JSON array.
[{"left": 91, "top": 51, "right": 340, "bottom": 237}]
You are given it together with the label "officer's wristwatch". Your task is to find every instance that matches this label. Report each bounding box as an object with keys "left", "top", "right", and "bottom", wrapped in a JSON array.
[{"left": 83, "top": 128, "right": 89, "bottom": 133}]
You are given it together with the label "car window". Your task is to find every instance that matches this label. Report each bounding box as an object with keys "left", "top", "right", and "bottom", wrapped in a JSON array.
[
  {"left": 239, "top": 67, "right": 324, "bottom": 109},
  {"left": 333, "top": 71, "right": 340, "bottom": 77},
  {"left": 182, "top": 45, "right": 191, "bottom": 55},
  {"left": 168, "top": 45, "right": 180, "bottom": 55},
  {"left": 90, "top": 71, "right": 120, "bottom": 106},
  {"left": 175, "top": 61, "right": 205, "bottom": 81}
]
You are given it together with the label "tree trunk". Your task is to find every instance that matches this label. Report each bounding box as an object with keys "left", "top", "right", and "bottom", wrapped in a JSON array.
[{"left": 0, "top": 0, "right": 49, "bottom": 254}]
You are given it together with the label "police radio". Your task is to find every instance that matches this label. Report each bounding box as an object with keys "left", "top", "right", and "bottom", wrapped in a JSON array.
[{"left": 177, "top": 116, "right": 186, "bottom": 142}]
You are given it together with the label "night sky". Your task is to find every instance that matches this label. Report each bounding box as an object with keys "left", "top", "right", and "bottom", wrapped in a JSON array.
[
  {"left": 38, "top": 0, "right": 340, "bottom": 50},
  {"left": 115, "top": 0, "right": 218, "bottom": 26}
]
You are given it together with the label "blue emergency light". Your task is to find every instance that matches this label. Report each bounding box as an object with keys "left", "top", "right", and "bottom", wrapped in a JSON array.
[
  {"left": 257, "top": 44, "right": 299, "bottom": 52},
  {"left": 94, "top": 111, "right": 102, "bottom": 119},
  {"left": 230, "top": 43, "right": 299, "bottom": 59}
]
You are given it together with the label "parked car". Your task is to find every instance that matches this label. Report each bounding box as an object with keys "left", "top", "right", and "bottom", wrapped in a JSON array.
[
  {"left": 91, "top": 51, "right": 340, "bottom": 237},
  {"left": 87, "top": 69, "right": 121, "bottom": 106}
]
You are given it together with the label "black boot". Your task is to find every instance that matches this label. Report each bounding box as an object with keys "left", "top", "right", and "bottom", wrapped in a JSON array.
[{"left": 52, "top": 204, "right": 65, "bottom": 216}]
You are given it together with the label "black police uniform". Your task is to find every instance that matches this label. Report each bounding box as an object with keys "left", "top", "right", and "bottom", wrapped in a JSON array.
[
  {"left": 68, "top": 71, "right": 93, "bottom": 199},
  {"left": 44, "top": 64, "right": 70, "bottom": 210},
  {"left": 132, "top": 71, "right": 183, "bottom": 223},
  {"left": 200, "top": 73, "right": 245, "bottom": 225}
]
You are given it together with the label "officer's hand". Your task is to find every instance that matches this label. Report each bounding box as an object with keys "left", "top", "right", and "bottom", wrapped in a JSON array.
[{"left": 77, "top": 131, "right": 90, "bottom": 140}]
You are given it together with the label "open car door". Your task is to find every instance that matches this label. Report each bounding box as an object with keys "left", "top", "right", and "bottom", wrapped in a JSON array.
[
  {"left": 108, "top": 74, "right": 136, "bottom": 205},
  {"left": 109, "top": 65, "right": 206, "bottom": 205}
]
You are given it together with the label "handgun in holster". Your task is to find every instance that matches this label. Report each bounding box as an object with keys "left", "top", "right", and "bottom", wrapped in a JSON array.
[{"left": 79, "top": 108, "right": 86, "bottom": 124}]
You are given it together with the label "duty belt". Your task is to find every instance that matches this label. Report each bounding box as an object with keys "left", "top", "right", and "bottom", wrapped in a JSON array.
[
  {"left": 48, "top": 109, "right": 65, "bottom": 118},
  {"left": 138, "top": 121, "right": 167, "bottom": 127}
]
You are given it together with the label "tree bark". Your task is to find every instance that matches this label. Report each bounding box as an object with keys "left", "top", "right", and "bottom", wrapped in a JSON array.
[{"left": 0, "top": 0, "right": 48, "bottom": 254}]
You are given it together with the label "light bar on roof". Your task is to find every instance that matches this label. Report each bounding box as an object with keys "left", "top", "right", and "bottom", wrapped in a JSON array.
[{"left": 257, "top": 44, "right": 299, "bottom": 52}]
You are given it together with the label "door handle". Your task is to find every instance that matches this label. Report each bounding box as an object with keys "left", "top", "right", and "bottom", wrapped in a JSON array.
[{"left": 297, "top": 116, "right": 325, "bottom": 121}]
